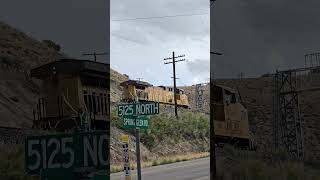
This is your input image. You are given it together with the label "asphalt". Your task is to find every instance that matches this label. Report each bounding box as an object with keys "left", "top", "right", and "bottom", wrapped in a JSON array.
[{"left": 110, "top": 157, "right": 209, "bottom": 180}]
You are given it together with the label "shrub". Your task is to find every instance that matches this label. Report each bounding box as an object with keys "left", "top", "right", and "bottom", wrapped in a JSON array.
[
  {"left": 0, "top": 144, "right": 37, "bottom": 180},
  {"left": 139, "top": 111, "right": 209, "bottom": 149}
]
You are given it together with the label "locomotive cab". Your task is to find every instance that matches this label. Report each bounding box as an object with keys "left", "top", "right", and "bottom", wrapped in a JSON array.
[
  {"left": 31, "top": 59, "right": 110, "bottom": 131},
  {"left": 213, "top": 85, "right": 250, "bottom": 147}
]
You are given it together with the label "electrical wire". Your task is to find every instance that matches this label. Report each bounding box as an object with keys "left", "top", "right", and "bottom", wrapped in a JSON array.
[{"left": 112, "top": 12, "right": 209, "bottom": 22}]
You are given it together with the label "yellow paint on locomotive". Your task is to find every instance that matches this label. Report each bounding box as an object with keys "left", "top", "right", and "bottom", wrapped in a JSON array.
[
  {"left": 120, "top": 80, "right": 189, "bottom": 107},
  {"left": 212, "top": 85, "right": 250, "bottom": 145},
  {"left": 30, "top": 59, "right": 110, "bottom": 130}
]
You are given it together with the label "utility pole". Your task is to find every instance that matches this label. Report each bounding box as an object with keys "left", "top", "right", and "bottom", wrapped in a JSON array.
[
  {"left": 211, "top": 0, "right": 223, "bottom": 178},
  {"left": 164, "top": 52, "right": 186, "bottom": 118},
  {"left": 210, "top": 52, "right": 223, "bottom": 180},
  {"left": 239, "top": 72, "right": 244, "bottom": 80},
  {"left": 82, "top": 52, "right": 108, "bottom": 62}
]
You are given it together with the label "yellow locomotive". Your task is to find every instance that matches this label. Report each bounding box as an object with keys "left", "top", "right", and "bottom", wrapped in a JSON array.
[
  {"left": 120, "top": 80, "right": 189, "bottom": 108},
  {"left": 212, "top": 85, "right": 251, "bottom": 147},
  {"left": 31, "top": 59, "right": 110, "bottom": 131}
]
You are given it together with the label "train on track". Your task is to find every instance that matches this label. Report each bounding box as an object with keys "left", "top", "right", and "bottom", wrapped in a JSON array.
[
  {"left": 120, "top": 80, "right": 189, "bottom": 108},
  {"left": 212, "top": 84, "right": 251, "bottom": 148},
  {"left": 120, "top": 80, "right": 252, "bottom": 147},
  {"left": 28, "top": 58, "right": 251, "bottom": 148}
]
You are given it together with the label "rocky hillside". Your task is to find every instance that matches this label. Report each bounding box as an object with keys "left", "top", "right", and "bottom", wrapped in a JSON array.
[
  {"left": 110, "top": 69, "right": 128, "bottom": 106},
  {"left": 0, "top": 21, "right": 65, "bottom": 71},
  {"left": 0, "top": 21, "right": 66, "bottom": 128},
  {"left": 181, "top": 84, "right": 210, "bottom": 114}
]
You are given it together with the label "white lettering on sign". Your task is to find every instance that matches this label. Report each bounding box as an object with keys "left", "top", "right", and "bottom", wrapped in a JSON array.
[
  {"left": 118, "top": 104, "right": 134, "bottom": 116},
  {"left": 84, "top": 136, "right": 98, "bottom": 167},
  {"left": 47, "top": 138, "right": 61, "bottom": 169},
  {"left": 83, "top": 135, "right": 108, "bottom": 167},
  {"left": 26, "top": 133, "right": 108, "bottom": 174},
  {"left": 28, "top": 140, "right": 40, "bottom": 170},
  {"left": 61, "top": 137, "right": 74, "bottom": 168},
  {"left": 124, "top": 118, "right": 135, "bottom": 126},
  {"left": 135, "top": 119, "right": 148, "bottom": 127},
  {"left": 98, "top": 135, "right": 108, "bottom": 166},
  {"left": 136, "top": 103, "right": 159, "bottom": 115},
  {"left": 26, "top": 137, "right": 76, "bottom": 171}
]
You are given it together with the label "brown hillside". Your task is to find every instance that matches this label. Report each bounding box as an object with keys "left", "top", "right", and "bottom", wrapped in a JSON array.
[
  {"left": 0, "top": 21, "right": 65, "bottom": 71},
  {"left": 0, "top": 21, "right": 65, "bottom": 128}
]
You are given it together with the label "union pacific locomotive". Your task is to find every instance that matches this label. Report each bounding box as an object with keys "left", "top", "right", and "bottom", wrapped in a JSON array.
[
  {"left": 212, "top": 84, "right": 251, "bottom": 148},
  {"left": 31, "top": 59, "right": 110, "bottom": 131},
  {"left": 120, "top": 80, "right": 189, "bottom": 108}
]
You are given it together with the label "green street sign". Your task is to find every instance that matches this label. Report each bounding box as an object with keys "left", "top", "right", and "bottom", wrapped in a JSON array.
[
  {"left": 25, "top": 131, "right": 109, "bottom": 176},
  {"left": 92, "top": 174, "right": 110, "bottom": 180},
  {"left": 123, "top": 115, "right": 149, "bottom": 129},
  {"left": 118, "top": 102, "right": 159, "bottom": 116},
  {"left": 40, "top": 168, "right": 75, "bottom": 180}
]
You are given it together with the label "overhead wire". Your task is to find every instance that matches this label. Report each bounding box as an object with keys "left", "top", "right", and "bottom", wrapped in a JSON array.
[{"left": 112, "top": 12, "right": 209, "bottom": 22}]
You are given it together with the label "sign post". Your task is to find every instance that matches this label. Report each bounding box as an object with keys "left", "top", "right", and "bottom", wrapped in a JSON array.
[
  {"left": 133, "top": 97, "right": 142, "bottom": 180},
  {"left": 135, "top": 126, "right": 142, "bottom": 180},
  {"left": 117, "top": 100, "right": 159, "bottom": 180},
  {"left": 121, "top": 135, "right": 131, "bottom": 180}
]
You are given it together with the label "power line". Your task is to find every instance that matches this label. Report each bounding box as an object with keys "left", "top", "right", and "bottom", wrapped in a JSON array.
[
  {"left": 112, "top": 12, "right": 209, "bottom": 22},
  {"left": 210, "top": 0, "right": 218, "bottom": 178},
  {"left": 111, "top": 33, "right": 143, "bottom": 45},
  {"left": 82, "top": 52, "right": 108, "bottom": 62}
]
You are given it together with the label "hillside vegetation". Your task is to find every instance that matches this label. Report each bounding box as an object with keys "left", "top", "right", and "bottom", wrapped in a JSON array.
[{"left": 111, "top": 109, "right": 209, "bottom": 155}]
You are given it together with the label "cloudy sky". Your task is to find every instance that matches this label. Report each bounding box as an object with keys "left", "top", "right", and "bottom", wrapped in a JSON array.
[
  {"left": 1, "top": 0, "right": 320, "bottom": 84},
  {"left": 211, "top": 0, "right": 320, "bottom": 78},
  {"left": 111, "top": 0, "right": 209, "bottom": 86}
]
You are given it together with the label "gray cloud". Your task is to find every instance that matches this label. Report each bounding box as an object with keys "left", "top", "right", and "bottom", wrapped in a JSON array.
[
  {"left": 111, "top": 0, "right": 209, "bottom": 85},
  {"left": 186, "top": 59, "right": 210, "bottom": 75},
  {"left": 212, "top": 0, "right": 320, "bottom": 78},
  {"left": 1, "top": 0, "right": 318, "bottom": 80}
]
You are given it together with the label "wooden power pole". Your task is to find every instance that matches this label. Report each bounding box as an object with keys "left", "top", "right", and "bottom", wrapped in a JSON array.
[{"left": 164, "top": 52, "right": 186, "bottom": 118}]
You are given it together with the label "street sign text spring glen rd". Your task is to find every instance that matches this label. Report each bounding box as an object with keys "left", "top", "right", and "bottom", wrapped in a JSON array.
[
  {"left": 123, "top": 115, "right": 149, "bottom": 129},
  {"left": 118, "top": 102, "right": 160, "bottom": 116}
]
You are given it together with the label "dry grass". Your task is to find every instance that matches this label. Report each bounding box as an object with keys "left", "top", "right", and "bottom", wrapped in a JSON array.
[
  {"left": 111, "top": 152, "right": 209, "bottom": 173},
  {"left": 215, "top": 145, "right": 320, "bottom": 180}
]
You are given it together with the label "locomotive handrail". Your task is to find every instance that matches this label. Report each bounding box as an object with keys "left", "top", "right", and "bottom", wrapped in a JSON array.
[{"left": 63, "top": 95, "right": 78, "bottom": 116}]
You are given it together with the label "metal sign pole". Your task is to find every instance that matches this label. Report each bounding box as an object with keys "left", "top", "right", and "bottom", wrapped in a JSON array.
[
  {"left": 134, "top": 97, "right": 142, "bottom": 180},
  {"left": 135, "top": 128, "right": 142, "bottom": 180},
  {"left": 118, "top": 100, "right": 159, "bottom": 180},
  {"left": 122, "top": 135, "right": 131, "bottom": 180}
]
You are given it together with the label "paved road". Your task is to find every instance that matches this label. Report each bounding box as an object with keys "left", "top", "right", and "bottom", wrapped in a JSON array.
[{"left": 111, "top": 157, "right": 209, "bottom": 180}]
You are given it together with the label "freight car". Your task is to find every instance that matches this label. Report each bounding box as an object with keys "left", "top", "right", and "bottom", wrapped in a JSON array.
[
  {"left": 120, "top": 80, "right": 189, "bottom": 108},
  {"left": 212, "top": 85, "right": 251, "bottom": 148}
]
